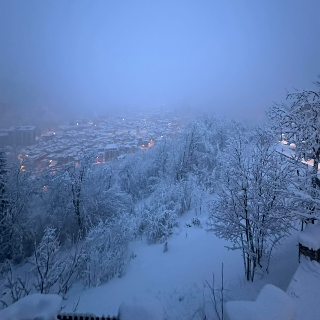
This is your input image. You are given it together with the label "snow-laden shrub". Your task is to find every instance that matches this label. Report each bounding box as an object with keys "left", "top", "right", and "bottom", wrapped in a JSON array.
[
  {"left": 0, "top": 227, "right": 85, "bottom": 308},
  {"left": 33, "top": 227, "right": 64, "bottom": 294},
  {"left": 83, "top": 213, "right": 136, "bottom": 287},
  {"left": 140, "top": 178, "right": 206, "bottom": 243},
  {"left": 191, "top": 217, "right": 202, "bottom": 228},
  {"left": 142, "top": 202, "right": 178, "bottom": 244},
  {"left": 32, "top": 227, "right": 85, "bottom": 296}
]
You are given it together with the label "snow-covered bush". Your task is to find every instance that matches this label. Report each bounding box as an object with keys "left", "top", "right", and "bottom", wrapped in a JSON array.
[
  {"left": 0, "top": 227, "right": 85, "bottom": 308},
  {"left": 33, "top": 227, "right": 65, "bottom": 294},
  {"left": 32, "top": 227, "right": 85, "bottom": 296},
  {"left": 83, "top": 181, "right": 134, "bottom": 229},
  {"left": 83, "top": 213, "right": 136, "bottom": 287},
  {"left": 191, "top": 217, "right": 202, "bottom": 228},
  {"left": 0, "top": 260, "right": 31, "bottom": 306},
  {"left": 139, "top": 186, "right": 178, "bottom": 243},
  {"left": 142, "top": 202, "right": 178, "bottom": 244},
  {"left": 140, "top": 176, "right": 207, "bottom": 243}
]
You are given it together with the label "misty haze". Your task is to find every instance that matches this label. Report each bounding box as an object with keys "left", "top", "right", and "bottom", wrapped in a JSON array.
[{"left": 0, "top": 1, "right": 320, "bottom": 319}]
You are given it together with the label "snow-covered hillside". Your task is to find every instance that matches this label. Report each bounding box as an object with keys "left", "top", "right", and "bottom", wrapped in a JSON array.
[{"left": 63, "top": 209, "right": 299, "bottom": 320}]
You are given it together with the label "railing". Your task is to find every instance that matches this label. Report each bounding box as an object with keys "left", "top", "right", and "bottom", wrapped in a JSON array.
[{"left": 57, "top": 314, "right": 117, "bottom": 320}]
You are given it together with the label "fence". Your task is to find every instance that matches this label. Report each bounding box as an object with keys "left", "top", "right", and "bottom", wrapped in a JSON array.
[{"left": 57, "top": 314, "right": 117, "bottom": 320}]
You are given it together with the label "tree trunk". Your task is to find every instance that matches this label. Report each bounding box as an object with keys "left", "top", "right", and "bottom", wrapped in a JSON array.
[
  {"left": 312, "top": 150, "right": 319, "bottom": 189},
  {"left": 311, "top": 150, "right": 320, "bottom": 224}
]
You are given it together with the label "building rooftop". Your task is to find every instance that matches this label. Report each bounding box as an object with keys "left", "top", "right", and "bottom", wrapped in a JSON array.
[
  {"left": 9, "top": 126, "right": 36, "bottom": 131},
  {"left": 106, "top": 144, "right": 118, "bottom": 149}
]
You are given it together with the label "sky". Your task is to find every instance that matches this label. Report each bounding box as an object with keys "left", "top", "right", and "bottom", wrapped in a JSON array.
[{"left": 0, "top": 0, "right": 320, "bottom": 123}]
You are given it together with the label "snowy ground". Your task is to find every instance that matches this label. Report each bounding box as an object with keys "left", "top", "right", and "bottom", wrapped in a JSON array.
[
  {"left": 287, "top": 258, "right": 320, "bottom": 320},
  {"left": 0, "top": 294, "right": 62, "bottom": 320},
  {"left": 63, "top": 209, "right": 299, "bottom": 319}
]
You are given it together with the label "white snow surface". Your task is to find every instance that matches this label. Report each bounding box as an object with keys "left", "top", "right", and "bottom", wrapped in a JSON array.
[
  {"left": 63, "top": 209, "right": 299, "bottom": 320},
  {"left": 0, "top": 293, "right": 62, "bottom": 320},
  {"left": 226, "top": 284, "right": 296, "bottom": 320},
  {"left": 298, "top": 223, "right": 320, "bottom": 250},
  {"left": 64, "top": 210, "right": 243, "bottom": 318},
  {"left": 118, "top": 295, "right": 164, "bottom": 320},
  {"left": 287, "top": 258, "right": 320, "bottom": 320}
]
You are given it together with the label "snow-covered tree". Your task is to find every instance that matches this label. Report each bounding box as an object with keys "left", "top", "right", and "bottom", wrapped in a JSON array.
[
  {"left": 0, "top": 151, "right": 8, "bottom": 262},
  {"left": 66, "top": 152, "right": 95, "bottom": 237},
  {"left": 208, "top": 127, "right": 293, "bottom": 281},
  {"left": 81, "top": 164, "right": 133, "bottom": 227},
  {"left": 268, "top": 85, "right": 320, "bottom": 173},
  {"left": 0, "top": 157, "right": 35, "bottom": 263},
  {"left": 0, "top": 151, "right": 6, "bottom": 217},
  {"left": 268, "top": 83, "right": 320, "bottom": 224},
  {"left": 174, "top": 120, "right": 212, "bottom": 182}
]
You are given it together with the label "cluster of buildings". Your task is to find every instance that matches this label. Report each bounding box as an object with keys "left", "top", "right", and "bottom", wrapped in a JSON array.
[
  {"left": 0, "top": 126, "right": 39, "bottom": 147},
  {"left": 0, "top": 111, "right": 187, "bottom": 173}
]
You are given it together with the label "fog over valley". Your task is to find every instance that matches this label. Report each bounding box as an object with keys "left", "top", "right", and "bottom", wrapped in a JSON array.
[{"left": 1, "top": 0, "right": 320, "bottom": 128}]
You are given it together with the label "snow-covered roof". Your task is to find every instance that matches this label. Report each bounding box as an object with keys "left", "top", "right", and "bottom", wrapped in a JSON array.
[
  {"left": 10, "top": 126, "right": 36, "bottom": 131},
  {"left": 106, "top": 143, "right": 118, "bottom": 149},
  {"left": 49, "top": 160, "right": 58, "bottom": 167},
  {"left": 298, "top": 223, "right": 320, "bottom": 250},
  {"left": 226, "top": 284, "right": 295, "bottom": 320}
]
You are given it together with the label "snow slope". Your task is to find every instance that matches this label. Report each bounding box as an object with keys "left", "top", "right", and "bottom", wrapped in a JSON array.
[
  {"left": 64, "top": 209, "right": 299, "bottom": 320},
  {"left": 287, "top": 258, "right": 320, "bottom": 320},
  {"left": 65, "top": 211, "right": 243, "bottom": 319}
]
